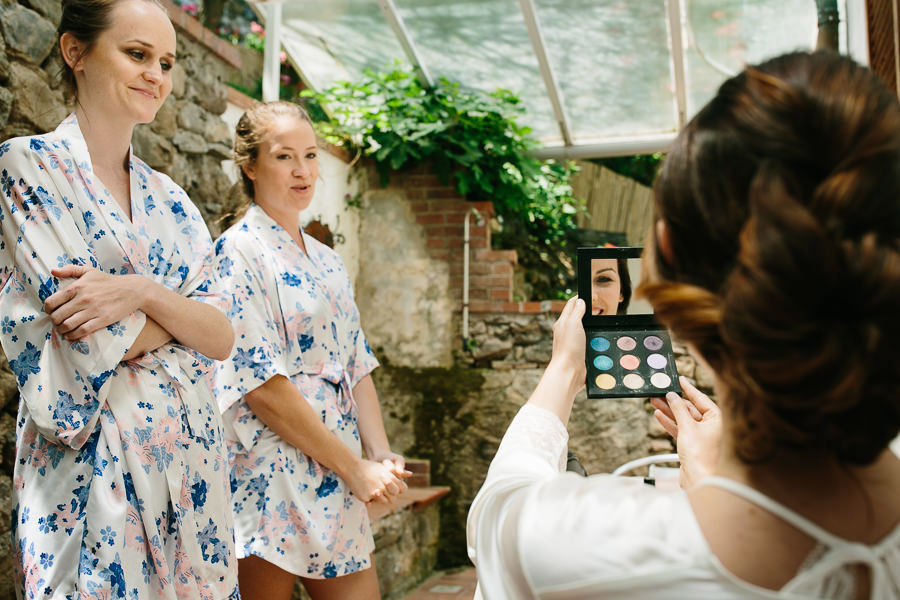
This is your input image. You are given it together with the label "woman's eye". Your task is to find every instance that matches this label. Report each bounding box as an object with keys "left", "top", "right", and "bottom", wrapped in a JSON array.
[
  {"left": 160, "top": 61, "right": 173, "bottom": 72},
  {"left": 594, "top": 276, "right": 612, "bottom": 285},
  {"left": 305, "top": 152, "right": 317, "bottom": 160},
  {"left": 277, "top": 154, "right": 291, "bottom": 160},
  {"left": 128, "top": 50, "right": 144, "bottom": 60}
]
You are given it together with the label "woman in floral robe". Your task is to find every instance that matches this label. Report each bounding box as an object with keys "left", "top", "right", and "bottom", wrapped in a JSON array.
[
  {"left": 0, "top": 1, "right": 238, "bottom": 597},
  {"left": 210, "top": 101, "right": 408, "bottom": 600}
]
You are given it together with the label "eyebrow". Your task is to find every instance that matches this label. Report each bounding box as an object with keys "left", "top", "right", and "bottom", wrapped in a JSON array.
[
  {"left": 594, "top": 268, "right": 617, "bottom": 274},
  {"left": 126, "top": 38, "right": 176, "bottom": 60},
  {"left": 271, "top": 145, "right": 318, "bottom": 152}
]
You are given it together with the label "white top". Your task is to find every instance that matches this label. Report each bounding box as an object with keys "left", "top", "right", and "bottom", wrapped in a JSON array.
[{"left": 467, "top": 404, "right": 900, "bottom": 599}]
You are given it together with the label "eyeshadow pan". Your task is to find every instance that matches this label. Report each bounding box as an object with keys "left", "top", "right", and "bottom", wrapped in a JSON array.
[
  {"left": 593, "top": 355, "right": 614, "bottom": 371},
  {"left": 643, "top": 335, "right": 663, "bottom": 351},
  {"left": 647, "top": 353, "right": 667, "bottom": 369},
  {"left": 617, "top": 336, "right": 637, "bottom": 351},
  {"left": 590, "top": 337, "right": 611, "bottom": 352},
  {"left": 623, "top": 373, "right": 644, "bottom": 390},
  {"left": 619, "top": 354, "right": 640, "bottom": 370},
  {"left": 595, "top": 374, "right": 616, "bottom": 390},
  {"left": 651, "top": 372, "right": 672, "bottom": 388}
]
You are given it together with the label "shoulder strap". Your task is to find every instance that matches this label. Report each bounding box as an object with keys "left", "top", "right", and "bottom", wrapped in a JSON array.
[
  {"left": 697, "top": 477, "right": 898, "bottom": 598},
  {"left": 696, "top": 476, "right": 847, "bottom": 547}
]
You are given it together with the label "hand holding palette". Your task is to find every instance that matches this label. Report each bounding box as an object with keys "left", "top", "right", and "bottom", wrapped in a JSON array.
[{"left": 578, "top": 246, "right": 680, "bottom": 399}]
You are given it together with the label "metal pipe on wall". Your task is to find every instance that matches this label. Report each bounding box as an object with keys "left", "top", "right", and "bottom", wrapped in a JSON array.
[{"left": 462, "top": 207, "right": 485, "bottom": 347}]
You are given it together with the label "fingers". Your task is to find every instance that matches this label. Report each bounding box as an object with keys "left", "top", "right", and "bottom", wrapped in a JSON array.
[
  {"left": 665, "top": 391, "right": 695, "bottom": 427},
  {"left": 61, "top": 317, "right": 105, "bottom": 340},
  {"left": 44, "top": 284, "right": 78, "bottom": 314},
  {"left": 653, "top": 409, "right": 678, "bottom": 439},
  {"left": 382, "top": 458, "right": 412, "bottom": 478},
  {"left": 679, "top": 376, "right": 717, "bottom": 415},
  {"left": 650, "top": 396, "right": 674, "bottom": 421},
  {"left": 571, "top": 297, "right": 585, "bottom": 319},
  {"left": 554, "top": 296, "right": 583, "bottom": 329},
  {"left": 50, "top": 265, "right": 90, "bottom": 279},
  {"left": 560, "top": 295, "right": 578, "bottom": 318},
  {"left": 367, "top": 490, "right": 389, "bottom": 505}
]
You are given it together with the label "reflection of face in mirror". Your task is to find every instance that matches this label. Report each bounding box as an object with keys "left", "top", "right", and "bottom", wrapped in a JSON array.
[{"left": 590, "top": 258, "right": 632, "bottom": 315}]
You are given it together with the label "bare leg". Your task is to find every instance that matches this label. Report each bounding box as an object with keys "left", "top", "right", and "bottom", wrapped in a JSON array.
[
  {"left": 238, "top": 555, "right": 297, "bottom": 600},
  {"left": 300, "top": 556, "right": 380, "bottom": 600}
]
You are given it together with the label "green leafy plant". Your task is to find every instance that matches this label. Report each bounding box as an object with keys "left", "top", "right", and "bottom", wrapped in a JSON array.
[
  {"left": 593, "top": 153, "right": 664, "bottom": 188},
  {"left": 301, "top": 65, "right": 582, "bottom": 299}
]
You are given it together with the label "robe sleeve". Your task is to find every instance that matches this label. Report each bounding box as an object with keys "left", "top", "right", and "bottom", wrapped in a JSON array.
[
  {"left": 333, "top": 252, "right": 378, "bottom": 388},
  {"left": 210, "top": 232, "right": 290, "bottom": 450},
  {"left": 157, "top": 184, "right": 232, "bottom": 386},
  {"left": 0, "top": 137, "right": 146, "bottom": 449},
  {"left": 347, "top": 326, "right": 378, "bottom": 389}
]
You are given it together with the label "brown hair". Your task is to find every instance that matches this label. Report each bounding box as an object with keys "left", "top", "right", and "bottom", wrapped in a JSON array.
[
  {"left": 639, "top": 51, "right": 900, "bottom": 465},
  {"left": 233, "top": 101, "right": 314, "bottom": 199},
  {"left": 58, "top": 0, "right": 166, "bottom": 98}
]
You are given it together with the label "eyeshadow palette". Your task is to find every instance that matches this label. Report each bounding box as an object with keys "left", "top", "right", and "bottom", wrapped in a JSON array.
[{"left": 578, "top": 246, "right": 680, "bottom": 399}]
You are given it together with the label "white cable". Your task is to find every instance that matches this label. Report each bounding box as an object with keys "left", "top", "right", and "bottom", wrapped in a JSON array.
[{"left": 611, "top": 453, "right": 679, "bottom": 476}]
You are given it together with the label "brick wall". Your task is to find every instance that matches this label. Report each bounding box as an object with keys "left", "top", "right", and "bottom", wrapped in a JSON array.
[{"left": 369, "top": 165, "right": 567, "bottom": 315}]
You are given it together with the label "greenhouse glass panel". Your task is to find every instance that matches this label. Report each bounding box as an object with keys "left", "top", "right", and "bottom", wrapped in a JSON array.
[
  {"left": 391, "top": 0, "right": 558, "bottom": 141},
  {"left": 684, "top": 0, "right": 848, "bottom": 117},
  {"left": 279, "top": 1, "right": 405, "bottom": 90},
  {"left": 534, "top": 0, "right": 678, "bottom": 141},
  {"left": 261, "top": 0, "right": 859, "bottom": 157}
]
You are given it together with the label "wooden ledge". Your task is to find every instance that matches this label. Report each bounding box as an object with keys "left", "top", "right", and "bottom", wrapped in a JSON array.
[{"left": 367, "top": 486, "right": 451, "bottom": 522}]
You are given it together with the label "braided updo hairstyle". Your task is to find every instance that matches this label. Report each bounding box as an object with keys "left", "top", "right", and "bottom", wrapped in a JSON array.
[{"left": 640, "top": 51, "right": 900, "bottom": 465}]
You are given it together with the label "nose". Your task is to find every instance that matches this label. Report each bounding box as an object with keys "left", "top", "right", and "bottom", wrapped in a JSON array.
[
  {"left": 293, "top": 160, "right": 311, "bottom": 178},
  {"left": 143, "top": 63, "right": 162, "bottom": 85}
]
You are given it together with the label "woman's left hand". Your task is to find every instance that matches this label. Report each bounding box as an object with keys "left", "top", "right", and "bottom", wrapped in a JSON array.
[
  {"left": 650, "top": 377, "right": 721, "bottom": 489},
  {"left": 371, "top": 451, "right": 412, "bottom": 480},
  {"left": 45, "top": 265, "right": 143, "bottom": 340}
]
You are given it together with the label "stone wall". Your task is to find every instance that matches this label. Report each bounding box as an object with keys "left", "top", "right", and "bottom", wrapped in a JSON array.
[
  {"left": 370, "top": 308, "right": 715, "bottom": 568},
  {"left": 354, "top": 170, "right": 716, "bottom": 568}
]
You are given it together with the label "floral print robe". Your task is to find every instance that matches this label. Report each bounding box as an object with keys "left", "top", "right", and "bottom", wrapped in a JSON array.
[
  {"left": 0, "top": 115, "right": 238, "bottom": 599},
  {"left": 210, "top": 203, "right": 379, "bottom": 578}
]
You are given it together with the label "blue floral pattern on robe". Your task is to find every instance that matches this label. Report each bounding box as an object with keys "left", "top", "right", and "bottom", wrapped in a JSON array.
[
  {"left": 0, "top": 114, "right": 239, "bottom": 599},
  {"left": 209, "top": 203, "right": 379, "bottom": 578}
]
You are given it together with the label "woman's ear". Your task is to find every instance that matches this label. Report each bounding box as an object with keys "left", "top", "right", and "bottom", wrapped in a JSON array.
[
  {"left": 242, "top": 162, "right": 257, "bottom": 182},
  {"left": 655, "top": 219, "right": 675, "bottom": 266},
  {"left": 59, "top": 33, "right": 85, "bottom": 72}
]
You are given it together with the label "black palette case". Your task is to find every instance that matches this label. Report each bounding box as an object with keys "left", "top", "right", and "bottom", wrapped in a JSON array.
[{"left": 577, "top": 246, "right": 680, "bottom": 399}]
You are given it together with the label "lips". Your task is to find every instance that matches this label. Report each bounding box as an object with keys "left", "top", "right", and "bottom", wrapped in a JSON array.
[{"left": 131, "top": 87, "right": 157, "bottom": 99}]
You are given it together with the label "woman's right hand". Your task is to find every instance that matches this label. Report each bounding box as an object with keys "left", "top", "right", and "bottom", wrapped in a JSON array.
[
  {"left": 549, "top": 296, "right": 587, "bottom": 381},
  {"left": 650, "top": 377, "right": 722, "bottom": 489},
  {"left": 45, "top": 265, "right": 142, "bottom": 339},
  {"left": 346, "top": 459, "right": 409, "bottom": 504}
]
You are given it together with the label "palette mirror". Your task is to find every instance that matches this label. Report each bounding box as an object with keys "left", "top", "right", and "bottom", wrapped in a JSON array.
[{"left": 578, "top": 247, "right": 680, "bottom": 399}]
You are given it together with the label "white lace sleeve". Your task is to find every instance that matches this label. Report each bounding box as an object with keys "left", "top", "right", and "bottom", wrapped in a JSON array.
[
  {"left": 494, "top": 404, "right": 569, "bottom": 473},
  {"left": 466, "top": 404, "right": 569, "bottom": 600}
]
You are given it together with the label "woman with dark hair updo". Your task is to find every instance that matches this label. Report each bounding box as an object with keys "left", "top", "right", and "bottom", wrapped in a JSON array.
[
  {"left": 0, "top": 0, "right": 238, "bottom": 597},
  {"left": 207, "top": 101, "right": 408, "bottom": 600},
  {"left": 467, "top": 51, "right": 900, "bottom": 599}
]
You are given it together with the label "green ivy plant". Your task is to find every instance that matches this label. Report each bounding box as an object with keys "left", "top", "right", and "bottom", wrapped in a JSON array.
[{"left": 301, "top": 65, "right": 581, "bottom": 300}]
